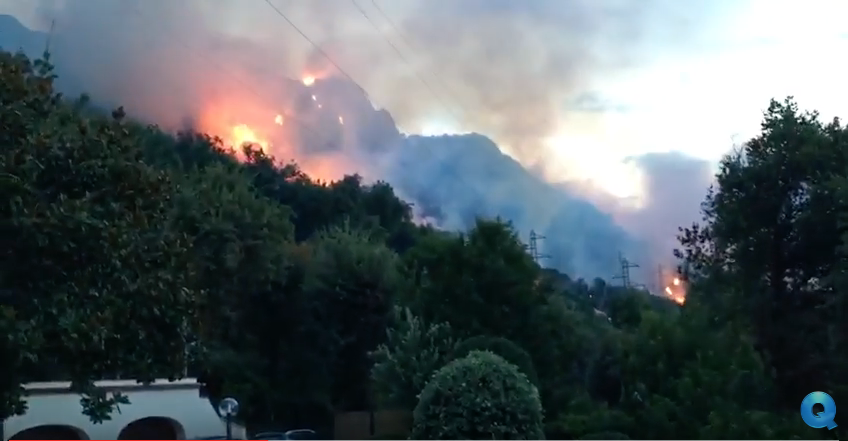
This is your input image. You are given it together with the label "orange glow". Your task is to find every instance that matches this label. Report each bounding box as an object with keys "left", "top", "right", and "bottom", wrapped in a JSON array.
[
  {"left": 661, "top": 271, "right": 687, "bottom": 305},
  {"left": 301, "top": 65, "right": 335, "bottom": 86},
  {"left": 230, "top": 124, "right": 270, "bottom": 152},
  {"left": 191, "top": 75, "right": 352, "bottom": 183},
  {"left": 338, "top": 116, "right": 344, "bottom": 125}
]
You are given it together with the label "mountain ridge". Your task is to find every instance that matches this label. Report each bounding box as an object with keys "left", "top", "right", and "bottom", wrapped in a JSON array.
[{"left": 0, "top": 14, "right": 646, "bottom": 279}]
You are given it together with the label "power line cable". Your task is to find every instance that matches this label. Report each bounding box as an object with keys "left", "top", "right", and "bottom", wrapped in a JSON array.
[
  {"left": 261, "top": 0, "right": 365, "bottom": 96},
  {"left": 259, "top": 0, "right": 512, "bottom": 236},
  {"left": 348, "top": 0, "right": 463, "bottom": 124},
  {"left": 119, "top": 3, "right": 339, "bottom": 153},
  {"left": 367, "top": 0, "right": 471, "bottom": 116}
]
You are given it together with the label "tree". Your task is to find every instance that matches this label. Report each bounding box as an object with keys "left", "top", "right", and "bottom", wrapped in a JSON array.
[
  {"left": 172, "top": 162, "right": 335, "bottom": 427},
  {"left": 677, "top": 97, "right": 848, "bottom": 405},
  {"left": 303, "top": 225, "right": 404, "bottom": 410},
  {"left": 370, "top": 306, "right": 457, "bottom": 410},
  {"left": 8, "top": 45, "right": 841, "bottom": 440},
  {"left": 404, "top": 218, "right": 545, "bottom": 343},
  {"left": 0, "top": 50, "right": 199, "bottom": 421},
  {"left": 451, "top": 335, "right": 539, "bottom": 386}
]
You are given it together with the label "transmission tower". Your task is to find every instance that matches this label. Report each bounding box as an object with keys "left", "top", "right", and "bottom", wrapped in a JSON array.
[
  {"left": 528, "top": 230, "right": 550, "bottom": 263},
  {"left": 612, "top": 252, "right": 639, "bottom": 289}
]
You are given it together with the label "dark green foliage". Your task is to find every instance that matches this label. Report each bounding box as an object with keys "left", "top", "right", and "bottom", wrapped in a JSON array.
[
  {"left": 451, "top": 335, "right": 539, "bottom": 386},
  {"left": 0, "top": 50, "right": 199, "bottom": 422},
  {"left": 303, "top": 225, "right": 404, "bottom": 410},
  {"left": 403, "top": 218, "right": 546, "bottom": 342},
  {"left": 411, "top": 351, "right": 545, "bottom": 440},
  {"left": 370, "top": 307, "right": 457, "bottom": 411},
  {"left": 2, "top": 47, "right": 846, "bottom": 440}
]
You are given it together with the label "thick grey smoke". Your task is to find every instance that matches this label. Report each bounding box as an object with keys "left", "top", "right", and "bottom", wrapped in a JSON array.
[
  {"left": 569, "top": 152, "right": 715, "bottom": 283},
  {"left": 1, "top": 0, "right": 741, "bottom": 165},
  {"left": 0, "top": 0, "right": 730, "bottom": 279},
  {"left": 622, "top": 152, "right": 714, "bottom": 264}
]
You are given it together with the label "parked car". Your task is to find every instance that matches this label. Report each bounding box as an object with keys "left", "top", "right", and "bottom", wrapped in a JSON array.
[
  {"left": 283, "top": 429, "right": 318, "bottom": 440},
  {"left": 252, "top": 432, "right": 286, "bottom": 440},
  {"left": 252, "top": 429, "right": 318, "bottom": 440}
]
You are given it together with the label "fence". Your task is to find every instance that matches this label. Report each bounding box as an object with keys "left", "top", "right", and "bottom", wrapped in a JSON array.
[{"left": 333, "top": 410, "right": 411, "bottom": 440}]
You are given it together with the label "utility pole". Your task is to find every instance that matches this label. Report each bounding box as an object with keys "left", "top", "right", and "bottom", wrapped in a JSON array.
[
  {"left": 612, "top": 252, "right": 639, "bottom": 289},
  {"left": 528, "top": 230, "right": 550, "bottom": 264}
]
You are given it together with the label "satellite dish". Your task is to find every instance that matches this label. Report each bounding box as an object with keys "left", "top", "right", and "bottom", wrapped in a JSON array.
[{"left": 218, "top": 397, "right": 239, "bottom": 417}]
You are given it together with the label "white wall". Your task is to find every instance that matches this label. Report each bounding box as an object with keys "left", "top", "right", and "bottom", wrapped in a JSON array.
[{"left": 3, "top": 379, "right": 243, "bottom": 440}]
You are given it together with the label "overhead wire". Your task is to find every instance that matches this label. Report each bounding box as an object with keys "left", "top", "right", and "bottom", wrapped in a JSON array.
[
  {"left": 347, "top": 0, "right": 464, "bottom": 125},
  {"left": 118, "top": 2, "right": 340, "bottom": 154},
  {"left": 260, "top": 0, "right": 367, "bottom": 97},
  {"left": 366, "top": 0, "right": 476, "bottom": 121},
  {"left": 259, "top": 0, "right": 488, "bottom": 223},
  {"left": 348, "top": 0, "right": 546, "bottom": 249}
]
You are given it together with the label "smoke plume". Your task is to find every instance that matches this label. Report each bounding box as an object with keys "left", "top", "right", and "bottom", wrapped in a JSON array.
[{"left": 0, "top": 0, "right": 730, "bottom": 280}]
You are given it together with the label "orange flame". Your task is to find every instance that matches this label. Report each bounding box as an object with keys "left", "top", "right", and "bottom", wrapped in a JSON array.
[
  {"left": 192, "top": 73, "right": 352, "bottom": 183},
  {"left": 301, "top": 65, "right": 334, "bottom": 86},
  {"left": 663, "top": 274, "right": 686, "bottom": 305},
  {"left": 230, "top": 124, "right": 271, "bottom": 152}
]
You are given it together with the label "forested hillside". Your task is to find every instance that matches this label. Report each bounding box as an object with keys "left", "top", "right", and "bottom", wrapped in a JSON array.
[{"left": 0, "top": 49, "right": 843, "bottom": 439}]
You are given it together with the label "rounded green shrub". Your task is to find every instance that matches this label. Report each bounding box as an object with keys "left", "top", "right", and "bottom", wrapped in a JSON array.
[
  {"left": 411, "top": 350, "right": 545, "bottom": 440},
  {"left": 452, "top": 335, "right": 540, "bottom": 386}
]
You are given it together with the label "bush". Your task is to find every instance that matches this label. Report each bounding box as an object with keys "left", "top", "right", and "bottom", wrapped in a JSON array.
[
  {"left": 411, "top": 350, "right": 544, "bottom": 440},
  {"left": 452, "top": 335, "right": 539, "bottom": 386}
]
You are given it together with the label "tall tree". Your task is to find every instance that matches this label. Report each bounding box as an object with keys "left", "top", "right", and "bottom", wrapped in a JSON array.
[
  {"left": 404, "top": 218, "right": 545, "bottom": 342},
  {"left": 678, "top": 97, "right": 848, "bottom": 405},
  {"left": 0, "top": 51, "right": 199, "bottom": 421},
  {"left": 303, "top": 225, "right": 404, "bottom": 411}
]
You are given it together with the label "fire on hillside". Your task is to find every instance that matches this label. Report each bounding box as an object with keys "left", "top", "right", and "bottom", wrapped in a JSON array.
[
  {"left": 664, "top": 276, "right": 686, "bottom": 305},
  {"left": 191, "top": 71, "right": 350, "bottom": 182}
]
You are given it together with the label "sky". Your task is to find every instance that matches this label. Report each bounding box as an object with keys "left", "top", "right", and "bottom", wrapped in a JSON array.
[
  {"left": 3, "top": 0, "right": 847, "bottom": 204},
  {"left": 2, "top": 0, "right": 847, "bottom": 281}
]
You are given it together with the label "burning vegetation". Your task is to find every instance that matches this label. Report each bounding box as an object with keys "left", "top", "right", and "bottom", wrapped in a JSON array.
[
  {"left": 189, "top": 70, "right": 351, "bottom": 182},
  {"left": 664, "top": 276, "right": 685, "bottom": 305}
]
